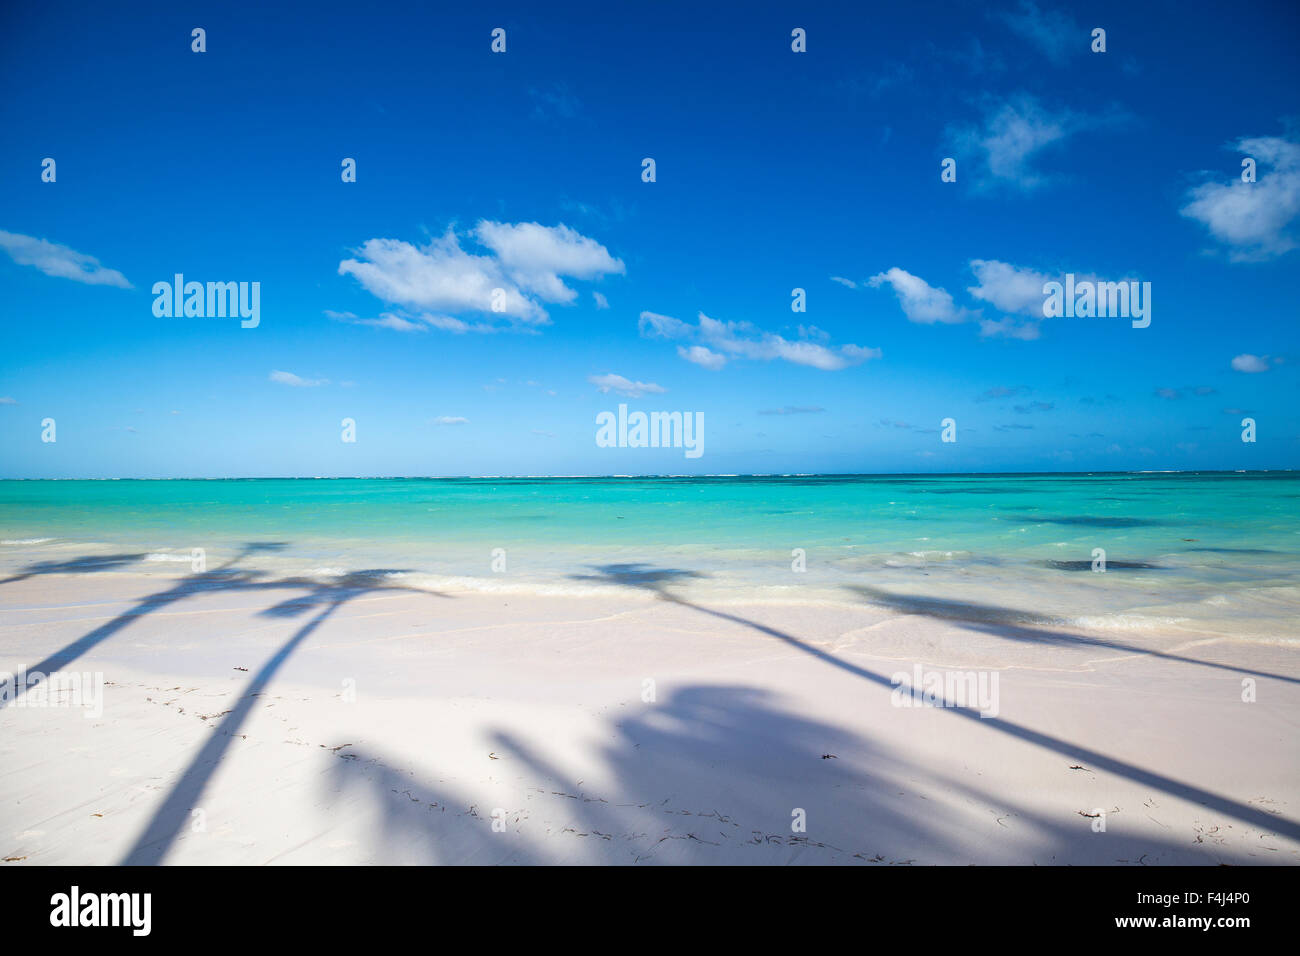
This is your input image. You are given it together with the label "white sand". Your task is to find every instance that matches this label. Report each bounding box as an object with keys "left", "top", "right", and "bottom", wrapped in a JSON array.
[{"left": 2, "top": 569, "right": 1297, "bottom": 865}]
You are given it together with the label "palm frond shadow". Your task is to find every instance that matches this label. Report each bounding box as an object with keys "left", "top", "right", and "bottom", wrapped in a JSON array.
[
  {"left": 560, "top": 563, "right": 1300, "bottom": 844},
  {"left": 324, "top": 683, "right": 1247, "bottom": 864},
  {"left": 845, "top": 583, "right": 1299, "bottom": 686}
]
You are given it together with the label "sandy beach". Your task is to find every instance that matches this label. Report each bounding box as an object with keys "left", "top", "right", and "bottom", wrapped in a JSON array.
[{"left": 3, "top": 558, "right": 1297, "bottom": 865}]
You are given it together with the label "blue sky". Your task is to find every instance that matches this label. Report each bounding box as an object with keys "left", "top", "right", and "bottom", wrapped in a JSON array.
[{"left": 1, "top": 0, "right": 1297, "bottom": 478}]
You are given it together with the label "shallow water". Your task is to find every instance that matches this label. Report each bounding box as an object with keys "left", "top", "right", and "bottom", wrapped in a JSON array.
[{"left": 1, "top": 473, "right": 1297, "bottom": 641}]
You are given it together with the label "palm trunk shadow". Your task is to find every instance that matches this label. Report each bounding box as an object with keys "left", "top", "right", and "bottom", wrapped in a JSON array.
[
  {"left": 121, "top": 596, "right": 345, "bottom": 864},
  {"left": 7, "top": 543, "right": 292, "bottom": 705},
  {"left": 846, "top": 583, "right": 1300, "bottom": 686},
  {"left": 570, "top": 564, "right": 1300, "bottom": 843},
  {"left": 120, "top": 571, "right": 451, "bottom": 864}
]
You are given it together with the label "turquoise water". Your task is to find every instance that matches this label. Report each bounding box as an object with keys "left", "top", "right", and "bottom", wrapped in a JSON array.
[{"left": 1, "top": 474, "right": 1297, "bottom": 639}]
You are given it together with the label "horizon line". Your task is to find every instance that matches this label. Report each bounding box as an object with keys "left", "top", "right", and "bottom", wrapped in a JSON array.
[{"left": 0, "top": 469, "right": 1291, "bottom": 481}]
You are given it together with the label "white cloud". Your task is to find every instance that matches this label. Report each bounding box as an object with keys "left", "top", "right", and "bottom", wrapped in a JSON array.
[
  {"left": 269, "top": 370, "right": 328, "bottom": 387},
  {"left": 640, "top": 310, "right": 879, "bottom": 371},
  {"left": 1181, "top": 137, "right": 1300, "bottom": 261},
  {"left": 829, "top": 276, "right": 858, "bottom": 289},
  {"left": 1231, "top": 353, "right": 1271, "bottom": 373},
  {"left": 869, "top": 268, "right": 972, "bottom": 324},
  {"left": 698, "top": 313, "right": 879, "bottom": 370},
  {"left": 588, "top": 373, "right": 667, "bottom": 398},
  {"left": 0, "top": 396, "right": 17, "bottom": 405},
  {"left": 0, "top": 230, "right": 131, "bottom": 288},
  {"left": 638, "top": 310, "right": 691, "bottom": 339},
  {"left": 949, "top": 95, "right": 1107, "bottom": 191},
  {"left": 967, "top": 259, "right": 1053, "bottom": 316},
  {"left": 326, "top": 309, "right": 428, "bottom": 332},
  {"left": 593, "top": 291, "right": 609, "bottom": 309},
  {"left": 677, "top": 344, "right": 727, "bottom": 370},
  {"left": 978, "top": 317, "right": 1041, "bottom": 340},
  {"left": 431, "top": 416, "right": 469, "bottom": 425},
  {"left": 369, "top": 316, "right": 428, "bottom": 335},
  {"left": 473, "top": 221, "right": 625, "bottom": 303},
  {"left": 997, "top": 1, "right": 1079, "bottom": 65},
  {"left": 338, "top": 221, "right": 623, "bottom": 329}
]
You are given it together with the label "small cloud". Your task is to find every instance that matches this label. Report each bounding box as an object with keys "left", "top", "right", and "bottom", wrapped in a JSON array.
[
  {"left": 638, "top": 310, "right": 691, "bottom": 339},
  {"left": 829, "top": 276, "right": 858, "bottom": 289},
  {"left": 0, "top": 396, "right": 17, "bottom": 405},
  {"left": 339, "top": 221, "right": 624, "bottom": 329},
  {"left": 759, "top": 406, "right": 826, "bottom": 416},
  {"left": 1012, "top": 401, "right": 1054, "bottom": 413},
  {"left": 996, "top": 1, "right": 1080, "bottom": 66},
  {"left": 645, "top": 310, "right": 879, "bottom": 371},
  {"left": 1231, "top": 353, "right": 1271, "bottom": 373},
  {"left": 967, "top": 260, "right": 1052, "bottom": 317},
  {"left": 0, "top": 230, "right": 131, "bottom": 288},
  {"left": 588, "top": 373, "right": 666, "bottom": 398},
  {"left": 677, "top": 344, "right": 727, "bottom": 370},
  {"left": 1181, "top": 136, "right": 1300, "bottom": 261},
  {"left": 976, "top": 385, "right": 1030, "bottom": 402},
  {"left": 269, "top": 370, "right": 328, "bottom": 387},
  {"left": 592, "top": 291, "right": 609, "bottom": 310},
  {"left": 326, "top": 309, "right": 428, "bottom": 333},
  {"left": 431, "top": 416, "right": 468, "bottom": 425},
  {"left": 422, "top": 314, "right": 498, "bottom": 334},
  {"left": 869, "top": 268, "right": 972, "bottom": 324},
  {"left": 979, "top": 317, "right": 1041, "bottom": 340},
  {"left": 1155, "top": 388, "right": 1183, "bottom": 400},
  {"left": 529, "top": 84, "right": 580, "bottom": 122},
  {"left": 948, "top": 95, "right": 1120, "bottom": 192}
]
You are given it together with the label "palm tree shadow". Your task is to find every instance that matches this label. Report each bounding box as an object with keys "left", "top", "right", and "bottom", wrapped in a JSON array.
[
  {"left": 324, "top": 684, "right": 1244, "bottom": 864},
  {"left": 325, "top": 748, "right": 545, "bottom": 865},
  {"left": 6, "top": 542, "right": 300, "bottom": 704},
  {"left": 570, "top": 563, "right": 707, "bottom": 588},
  {"left": 121, "top": 570, "right": 452, "bottom": 865},
  {"left": 565, "top": 563, "right": 1300, "bottom": 843},
  {"left": 0, "top": 552, "right": 149, "bottom": 586},
  {"left": 845, "top": 583, "right": 1300, "bottom": 686}
]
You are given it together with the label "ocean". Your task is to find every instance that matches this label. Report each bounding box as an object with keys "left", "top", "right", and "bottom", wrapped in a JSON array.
[{"left": 2, "top": 473, "right": 1297, "bottom": 641}]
